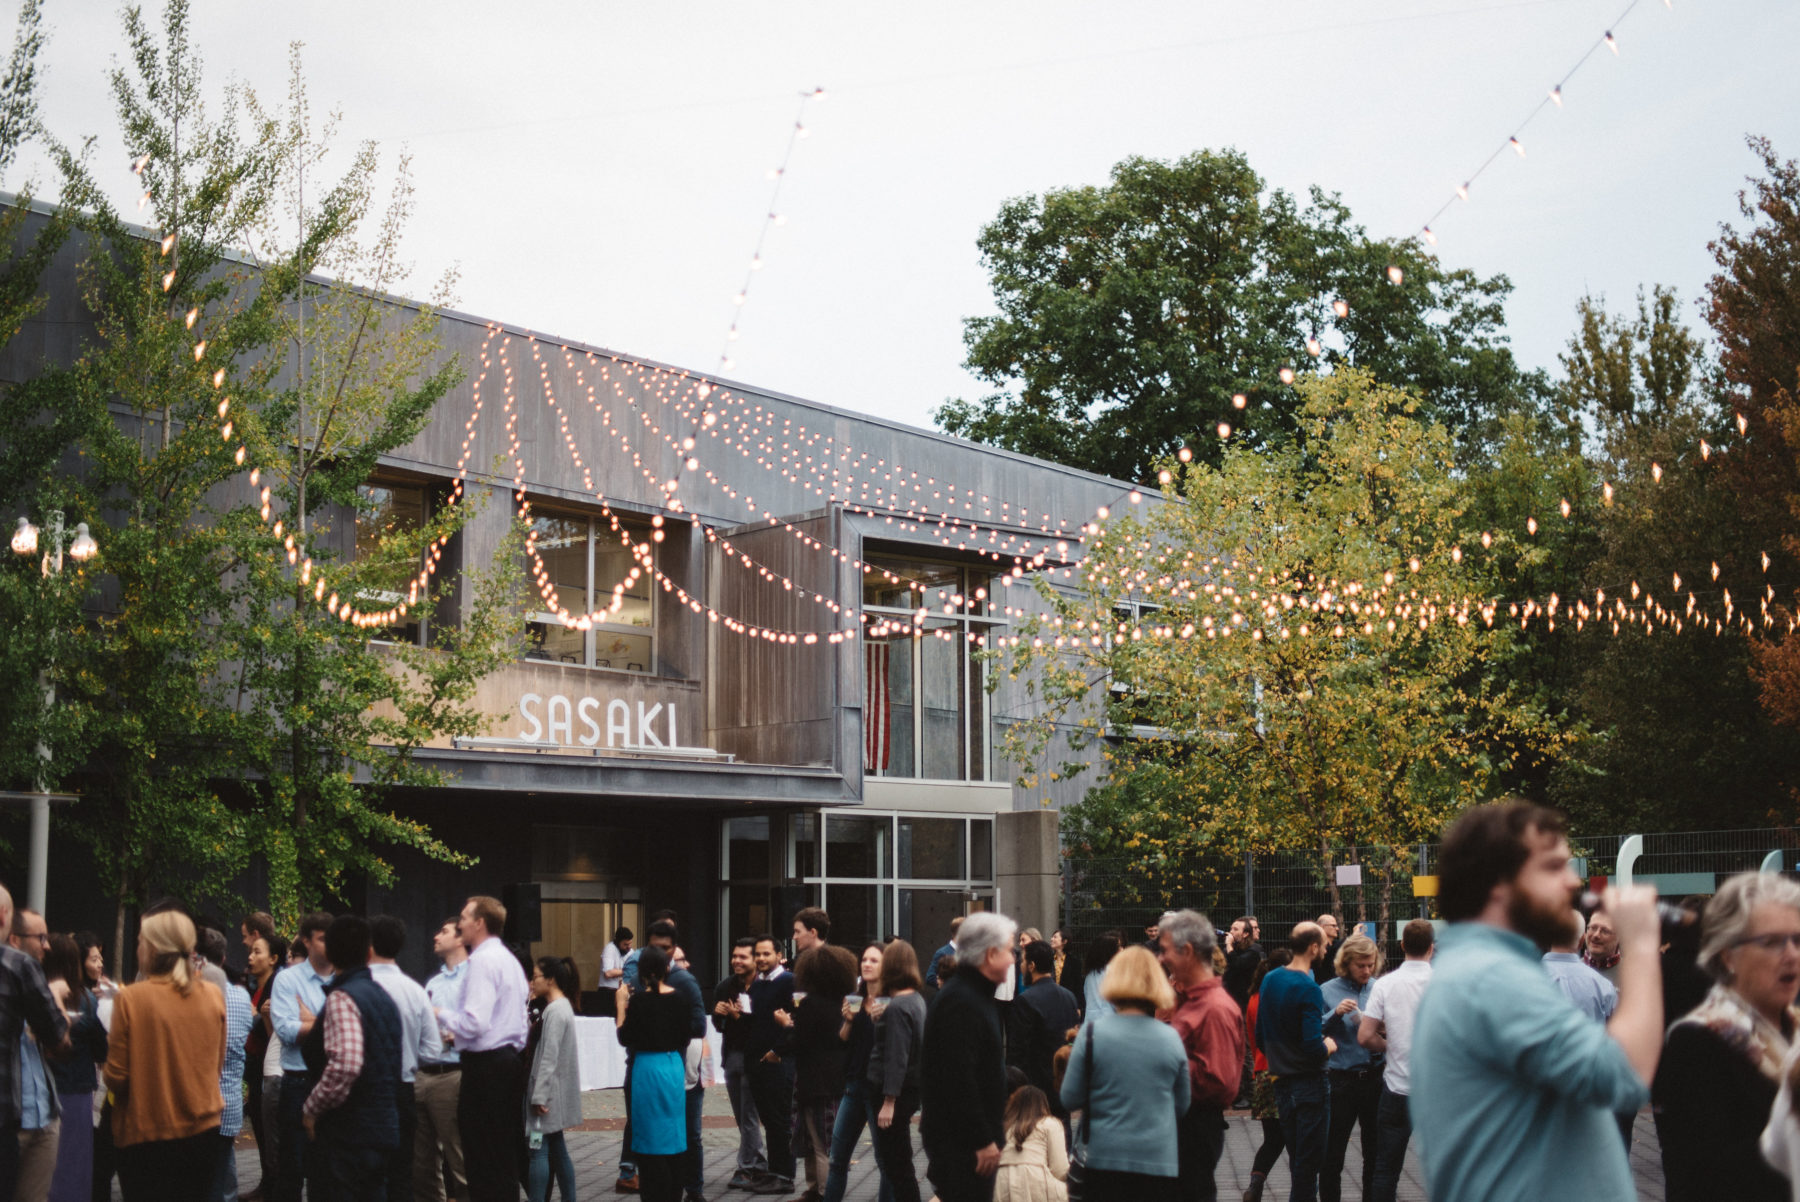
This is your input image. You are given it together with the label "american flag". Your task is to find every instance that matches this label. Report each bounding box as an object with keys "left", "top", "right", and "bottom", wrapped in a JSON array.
[{"left": 865, "top": 640, "right": 891, "bottom": 772}]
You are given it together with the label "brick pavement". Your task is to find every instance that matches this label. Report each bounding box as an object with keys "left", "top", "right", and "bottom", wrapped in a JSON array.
[{"left": 203, "top": 1089, "right": 1668, "bottom": 1200}]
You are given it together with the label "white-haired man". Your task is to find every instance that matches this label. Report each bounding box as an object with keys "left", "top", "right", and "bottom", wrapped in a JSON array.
[
  {"left": 922, "top": 911, "right": 1016, "bottom": 1202},
  {"left": 1158, "top": 909, "right": 1244, "bottom": 1202}
]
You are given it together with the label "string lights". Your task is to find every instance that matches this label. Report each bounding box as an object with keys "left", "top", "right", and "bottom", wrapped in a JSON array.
[{"left": 1407, "top": 0, "right": 1658, "bottom": 249}]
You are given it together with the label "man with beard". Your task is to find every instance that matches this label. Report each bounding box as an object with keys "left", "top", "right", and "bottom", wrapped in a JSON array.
[{"left": 1410, "top": 801, "right": 1663, "bottom": 1202}]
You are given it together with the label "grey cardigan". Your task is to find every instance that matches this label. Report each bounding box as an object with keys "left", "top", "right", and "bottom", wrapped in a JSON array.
[
  {"left": 867, "top": 990, "right": 927, "bottom": 1099},
  {"left": 527, "top": 997, "right": 583, "bottom": 1133}
]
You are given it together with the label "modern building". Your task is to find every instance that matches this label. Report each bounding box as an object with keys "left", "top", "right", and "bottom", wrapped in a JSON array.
[{"left": 4, "top": 199, "right": 1135, "bottom": 987}]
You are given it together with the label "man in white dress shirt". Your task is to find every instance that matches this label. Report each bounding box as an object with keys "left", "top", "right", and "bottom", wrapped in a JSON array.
[{"left": 435, "top": 896, "right": 528, "bottom": 1202}]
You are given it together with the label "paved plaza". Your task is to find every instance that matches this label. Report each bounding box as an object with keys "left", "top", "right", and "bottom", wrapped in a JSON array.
[{"left": 200, "top": 1087, "right": 1668, "bottom": 1201}]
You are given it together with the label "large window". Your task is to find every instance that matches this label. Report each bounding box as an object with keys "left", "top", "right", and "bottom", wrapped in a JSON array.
[
  {"left": 524, "top": 510, "right": 657, "bottom": 673},
  {"left": 356, "top": 482, "right": 430, "bottom": 646},
  {"left": 861, "top": 556, "right": 1000, "bottom": 781},
  {"left": 720, "top": 811, "right": 996, "bottom": 965}
]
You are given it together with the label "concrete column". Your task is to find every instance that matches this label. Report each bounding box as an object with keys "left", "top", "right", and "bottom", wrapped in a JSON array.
[{"left": 995, "top": 808, "right": 1060, "bottom": 935}]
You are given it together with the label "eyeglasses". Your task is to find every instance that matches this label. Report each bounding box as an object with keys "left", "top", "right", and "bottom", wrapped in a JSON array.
[{"left": 1732, "top": 932, "right": 1800, "bottom": 953}]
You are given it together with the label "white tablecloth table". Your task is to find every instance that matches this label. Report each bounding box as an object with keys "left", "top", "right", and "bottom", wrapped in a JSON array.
[{"left": 573, "top": 1016, "right": 725, "bottom": 1091}]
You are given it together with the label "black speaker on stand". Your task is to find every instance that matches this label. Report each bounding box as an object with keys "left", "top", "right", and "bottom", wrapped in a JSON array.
[{"left": 503, "top": 883, "right": 542, "bottom": 945}]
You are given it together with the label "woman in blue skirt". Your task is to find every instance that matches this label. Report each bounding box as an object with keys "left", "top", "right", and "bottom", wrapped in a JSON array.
[{"left": 618, "top": 945, "right": 690, "bottom": 1202}]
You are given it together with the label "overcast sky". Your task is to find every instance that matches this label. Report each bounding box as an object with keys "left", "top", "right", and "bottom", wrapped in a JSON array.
[{"left": 12, "top": 0, "right": 1799, "bottom": 435}]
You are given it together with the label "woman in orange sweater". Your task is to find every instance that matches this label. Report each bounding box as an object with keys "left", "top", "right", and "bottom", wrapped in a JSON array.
[{"left": 103, "top": 910, "right": 226, "bottom": 1200}]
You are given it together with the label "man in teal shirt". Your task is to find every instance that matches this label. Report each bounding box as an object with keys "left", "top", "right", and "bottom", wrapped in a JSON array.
[{"left": 1412, "top": 801, "right": 1663, "bottom": 1202}]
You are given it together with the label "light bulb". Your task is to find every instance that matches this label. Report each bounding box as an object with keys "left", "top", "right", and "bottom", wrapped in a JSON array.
[
  {"left": 1549, "top": 86, "right": 1563, "bottom": 107},
  {"left": 1387, "top": 266, "right": 1404, "bottom": 285},
  {"left": 1511, "top": 137, "right": 1526, "bottom": 157},
  {"left": 10, "top": 516, "right": 37, "bottom": 556}
]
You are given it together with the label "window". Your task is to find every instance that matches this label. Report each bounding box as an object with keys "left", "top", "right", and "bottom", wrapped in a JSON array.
[
  {"left": 523, "top": 510, "right": 657, "bottom": 673},
  {"left": 861, "top": 555, "right": 1001, "bottom": 781},
  {"left": 721, "top": 811, "right": 996, "bottom": 964},
  {"left": 356, "top": 483, "right": 430, "bottom": 646}
]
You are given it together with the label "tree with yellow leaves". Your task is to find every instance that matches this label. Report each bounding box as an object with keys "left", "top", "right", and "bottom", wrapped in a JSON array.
[{"left": 996, "top": 369, "right": 1575, "bottom": 931}]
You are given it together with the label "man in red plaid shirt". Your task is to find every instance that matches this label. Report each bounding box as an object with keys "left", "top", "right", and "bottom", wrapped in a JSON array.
[{"left": 303, "top": 916, "right": 403, "bottom": 1201}]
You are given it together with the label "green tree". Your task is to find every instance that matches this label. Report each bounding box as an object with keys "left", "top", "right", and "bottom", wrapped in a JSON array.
[
  {"left": 13, "top": 4, "right": 519, "bottom": 942},
  {"left": 220, "top": 49, "right": 520, "bottom": 924},
  {"left": 1541, "top": 287, "right": 1797, "bottom": 832},
  {"left": 0, "top": 0, "right": 92, "bottom": 797},
  {"left": 998, "top": 370, "right": 1573, "bottom": 930},
  {"left": 936, "top": 150, "right": 1543, "bottom": 484}
]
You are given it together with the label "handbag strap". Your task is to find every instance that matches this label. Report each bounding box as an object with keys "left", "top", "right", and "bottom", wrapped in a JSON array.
[{"left": 1076, "top": 1019, "right": 1097, "bottom": 1147}]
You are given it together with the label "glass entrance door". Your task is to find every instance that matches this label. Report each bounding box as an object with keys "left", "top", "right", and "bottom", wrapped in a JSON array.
[{"left": 530, "top": 883, "right": 640, "bottom": 1012}]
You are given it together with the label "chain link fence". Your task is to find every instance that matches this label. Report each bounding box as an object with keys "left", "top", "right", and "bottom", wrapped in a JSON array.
[{"left": 1062, "top": 827, "right": 1800, "bottom": 961}]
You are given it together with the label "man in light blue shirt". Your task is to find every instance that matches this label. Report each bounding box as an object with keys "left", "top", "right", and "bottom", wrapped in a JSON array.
[
  {"left": 1411, "top": 802, "right": 1663, "bottom": 1202},
  {"left": 270, "top": 912, "right": 334, "bottom": 1202},
  {"left": 417, "top": 917, "right": 469, "bottom": 1202},
  {"left": 1543, "top": 913, "right": 1619, "bottom": 1023}
]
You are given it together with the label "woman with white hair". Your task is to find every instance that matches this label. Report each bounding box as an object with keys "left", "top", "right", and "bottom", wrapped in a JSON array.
[{"left": 1652, "top": 871, "right": 1800, "bottom": 1202}]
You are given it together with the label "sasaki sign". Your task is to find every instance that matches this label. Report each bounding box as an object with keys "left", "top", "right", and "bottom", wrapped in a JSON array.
[{"left": 517, "top": 692, "right": 684, "bottom": 751}]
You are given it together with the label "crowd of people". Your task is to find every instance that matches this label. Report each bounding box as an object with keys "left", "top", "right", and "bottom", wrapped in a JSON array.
[{"left": 6, "top": 799, "right": 1800, "bottom": 1201}]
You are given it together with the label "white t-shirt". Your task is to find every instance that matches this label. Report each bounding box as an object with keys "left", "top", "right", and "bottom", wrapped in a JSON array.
[
  {"left": 263, "top": 1026, "right": 285, "bottom": 1079},
  {"left": 601, "top": 942, "right": 625, "bottom": 990},
  {"left": 1362, "top": 958, "right": 1433, "bottom": 1096}
]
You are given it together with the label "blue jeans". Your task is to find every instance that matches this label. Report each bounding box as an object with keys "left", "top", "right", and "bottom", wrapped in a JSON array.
[
  {"left": 276, "top": 1072, "right": 313, "bottom": 1202},
  {"left": 1371, "top": 1086, "right": 1410, "bottom": 1202},
  {"left": 212, "top": 1134, "right": 237, "bottom": 1202},
  {"left": 823, "top": 1080, "right": 891, "bottom": 1202},
  {"left": 528, "top": 1131, "right": 575, "bottom": 1202},
  {"left": 1273, "top": 1074, "right": 1330, "bottom": 1202}
]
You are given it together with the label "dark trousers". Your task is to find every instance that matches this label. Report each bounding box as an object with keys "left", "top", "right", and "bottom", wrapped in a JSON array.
[
  {"left": 923, "top": 1147, "right": 992, "bottom": 1202},
  {"left": 638, "top": 1152, "right": 683, "bottom": 1202},
  {"left": 245, "top": 1074, "right": 267, "bottom": 1192},
  {"left": 746, "top": 1057, "right": 796, "bottom": 1182},
  {"left": 685, "top": 1083, "right": 705, "bottom": 1192},
  {"left": 276, "top": 1071, "right": 314, "bottom": 1202},
  {"left": 1085, "top": 1168, "right": 1178, "bottom": 1202},
  {"left": 1273, "top": 1073, "right": 1330, "bottom": 1202},
  {"left": 458, "top": 1047, "right": 525, "bottom": 1202},
  {"left": 315, "top": 1142, "right": 390, "bottom": 1202},
  {"left": 869, "top": 1092, "right": 922, "bottom": 1202},
  {"left": 1323, "top": 1068, "right": 1380, "bottom": 1202},
  {"left": 1177, "top": 1104, "right": 1226, "bottom": 1202},
  {"left": 117, "top": 1130, "right": 221, "bottom": 1202},
  {"left": 388, "top": 1080, "right": 417, "bottom": 1202},
  {"left": 1370, "top": 1086, "right": 1411, "bottom": 1202},
  {"left": 0, "top": 1122, "right": 17, "bottom": 1202},
  {"left": 91, "top": 1101, "right": 116, "bottom": 1202},
  {"left": 1251, "top": 1114, "right": 1285, "bottom": 1177}
]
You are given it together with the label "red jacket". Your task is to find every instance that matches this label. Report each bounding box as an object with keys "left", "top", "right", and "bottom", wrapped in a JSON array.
[{"left": 1165, "top": 975, "right": 1246, "bottom": 1109}]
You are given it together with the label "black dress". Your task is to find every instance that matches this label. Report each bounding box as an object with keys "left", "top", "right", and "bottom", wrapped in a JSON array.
[{"left": 1652, "top": 1022, "right": 1789, "bottom": 1202}]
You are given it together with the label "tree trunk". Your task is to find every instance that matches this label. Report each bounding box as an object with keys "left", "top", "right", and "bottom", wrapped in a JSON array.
[
  {"left": 112, "top": 865, "right": 128, "bottom": 981},
  {"left": 1320, "top": 834, "right": 1341, "bottom": 920}
]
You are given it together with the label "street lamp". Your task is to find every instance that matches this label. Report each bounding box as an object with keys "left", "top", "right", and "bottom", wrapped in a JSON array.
[{"left": 9, "top": 509, "right": 93, "bottom": 913}]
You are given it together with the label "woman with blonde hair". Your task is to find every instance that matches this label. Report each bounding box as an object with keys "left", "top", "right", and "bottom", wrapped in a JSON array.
[
  {"left": 103, "top": 909, "right": 226, "bottom": 1199},
  {"left": 1320, "top": 932, "right": 1383, "bottom": 1202},
  {"left": 1058, "top": 946, "right": 1189, "bottom": 1202}
]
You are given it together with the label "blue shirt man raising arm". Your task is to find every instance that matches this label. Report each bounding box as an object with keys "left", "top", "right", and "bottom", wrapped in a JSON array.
[{"left": 1411, "top": 801, "right": 1663, "bottom": 1202}]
